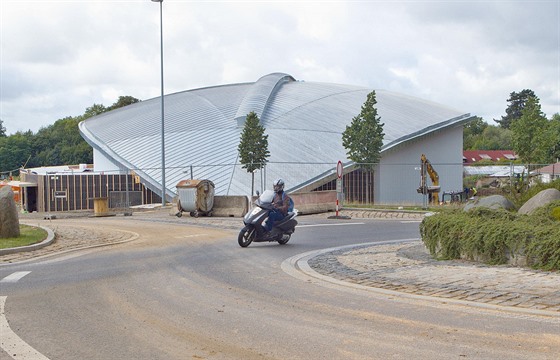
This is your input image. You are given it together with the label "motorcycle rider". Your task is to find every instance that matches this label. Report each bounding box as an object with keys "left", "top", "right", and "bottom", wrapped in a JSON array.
[{"left": 265, "top": 178, "right": 291, "bottom": 231}]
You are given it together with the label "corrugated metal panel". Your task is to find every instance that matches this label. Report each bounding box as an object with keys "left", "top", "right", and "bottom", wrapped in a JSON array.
[
  {"left": 234, "top": 73, "right": 295, "bottom": 126},
  {"left": 79, "top": 73, "right": 471, "bottom": 199},
  {"left": 463, "top": 166, "right": 526, "bottom": 176}
]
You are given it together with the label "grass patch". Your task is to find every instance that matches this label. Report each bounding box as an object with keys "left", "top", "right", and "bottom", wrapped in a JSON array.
[{"left": 0, "top": 224, "right": 48, "bottom": 249}]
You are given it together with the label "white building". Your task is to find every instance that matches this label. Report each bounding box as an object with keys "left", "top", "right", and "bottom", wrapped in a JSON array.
[
  {"left": 79, "top": 73, "right": 474, "bottom": 205},
  {"left": 532, "top": 163, "right": 560, "bottom": 183}
]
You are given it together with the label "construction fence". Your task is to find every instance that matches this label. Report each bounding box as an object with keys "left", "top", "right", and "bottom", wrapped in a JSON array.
[
  {"left": 18, "top": 161, "right": 559, "bottom": 212},
  {"left": 170, "top": 161, "right": 559, "bottom": 206}
]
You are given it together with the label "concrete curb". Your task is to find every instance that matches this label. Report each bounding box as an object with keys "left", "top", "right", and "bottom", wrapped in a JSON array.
[
  {"left": 0, "top": 226, "right": 140, "bottom": 266},
  {"left": 282, "top": 240, "right": 560, "bottom": 320},
  {"left": 343, "top": 207, "right": 428, "bottom": 214},
  {"left": 0, "top": 223, "right": 55, "bottom": 256}
]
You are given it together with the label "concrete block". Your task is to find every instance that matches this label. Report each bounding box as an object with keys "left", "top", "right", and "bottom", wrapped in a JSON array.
[
  {"left": 212, "top": 196, "right": 248, "bottom": 217},
  {"left": 290, "top": 191, "right": 337, "bottom": 214}
]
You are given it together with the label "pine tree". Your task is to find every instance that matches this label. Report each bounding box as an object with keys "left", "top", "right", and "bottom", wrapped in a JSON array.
[
  {"left": 496, "top": 89, "right": 536, "bottom": 129},
  {"left": 342, "top": 90, "right": 385, "bottom": 203},
  {"left": 237, "top": 111, "right": 270, "bottom": 195},
  {"left": 342, "top": 90, "right": 385, "bottom": 170}
]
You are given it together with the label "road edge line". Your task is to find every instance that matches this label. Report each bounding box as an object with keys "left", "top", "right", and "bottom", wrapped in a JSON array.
[{"left": 0, "top": 296, "right": 50, "bottom": 360}]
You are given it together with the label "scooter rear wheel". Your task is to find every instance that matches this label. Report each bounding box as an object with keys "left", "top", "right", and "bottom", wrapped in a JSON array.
[{"left": 238, "top": 226, "right": 256, "bottom": 247}]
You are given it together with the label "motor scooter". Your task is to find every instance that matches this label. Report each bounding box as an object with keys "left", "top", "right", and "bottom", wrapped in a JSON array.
[{"left": 238, "top": 190, "right": 298, "bottom": 247}]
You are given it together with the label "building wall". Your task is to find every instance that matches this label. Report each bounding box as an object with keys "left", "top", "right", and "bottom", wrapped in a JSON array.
[
  {"left": 93, "top": 149, "right": 121, "bottom": 173},
  {"left": 88, "top": 123, "right": 467, "bottom": 206},
  {"left": 375, "top": 125, "right": 464, "bottom": 205},
  {"left": 34, "top": 173, "right": 161, "bottom": 212}
]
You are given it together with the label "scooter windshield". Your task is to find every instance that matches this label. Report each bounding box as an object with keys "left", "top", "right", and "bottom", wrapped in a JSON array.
[{"left": 257, "top": 190, "right": 275, "bottom": 205}]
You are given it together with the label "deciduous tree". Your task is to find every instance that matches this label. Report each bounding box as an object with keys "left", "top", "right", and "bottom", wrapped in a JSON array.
[
  {"left": 511, "top": 96, "right": 548, "bottom": 164},
  {"left": 0, "top": 95, "right": 138, "bottom": 175},
  {"left": 0, "top": 131, "right": 34, "bottom": 175},
  {"left": 548, "top": 114, "right": 560, "bottom": 162},
  {"left": 470, "top": 125, "right": 512, "bottom": 150},
  {"left": 83, "top": 104, "right": 107, "bottom": 119},
  {"left": 463, "top": 117, "right": 487, "bottom": 149},
  {"left": 108, "top": 96, "right": 140, "bottom": 111}
]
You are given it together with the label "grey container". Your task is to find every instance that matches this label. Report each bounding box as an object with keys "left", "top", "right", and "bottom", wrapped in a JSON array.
[{"left": 176, "top": 179, "right": 215, "bottom": 217}]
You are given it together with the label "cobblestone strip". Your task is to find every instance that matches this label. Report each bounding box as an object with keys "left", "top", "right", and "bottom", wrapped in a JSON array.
[
  {"left": 308, "top": 243, "right": 560, "bottom": 312},
  {"left": 0, "top": 224, "right": 138, "bottom": 264},
  {"left": 340, "top": 210, "right": 426, "bottom": 220}
]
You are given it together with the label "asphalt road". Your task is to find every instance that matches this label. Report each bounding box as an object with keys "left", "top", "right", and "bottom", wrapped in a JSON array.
[{"left": 0, "top": 213, "right": 558, "bottom": 359}]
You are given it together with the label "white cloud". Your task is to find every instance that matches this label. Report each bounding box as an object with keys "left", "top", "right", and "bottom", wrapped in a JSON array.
[
  {"left": 293, "top": 2, "right": 348, "bottom": 41},
  {"left": 1, "top": 0, "right": 558, "bottom": 134}
]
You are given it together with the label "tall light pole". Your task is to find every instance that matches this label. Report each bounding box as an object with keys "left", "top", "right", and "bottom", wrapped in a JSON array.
[{"left": 152, "top": 0, "right": 165, "bottom": 206}]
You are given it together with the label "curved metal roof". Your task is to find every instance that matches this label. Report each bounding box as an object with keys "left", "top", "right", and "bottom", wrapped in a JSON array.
[{"left": 79, "top": 73, "right": 472, "bottom": 199}]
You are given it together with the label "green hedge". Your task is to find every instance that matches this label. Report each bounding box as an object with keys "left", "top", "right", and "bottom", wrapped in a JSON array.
[{"left": 420, "top": 200, "right": 560, "bottom": 271}]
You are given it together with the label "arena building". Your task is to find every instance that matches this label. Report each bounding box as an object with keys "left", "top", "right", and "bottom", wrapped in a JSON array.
[{"left": 79, "top": 72, "right": 474, "bottom": 205}]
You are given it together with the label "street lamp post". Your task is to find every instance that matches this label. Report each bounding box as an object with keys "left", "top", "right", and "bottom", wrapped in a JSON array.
[{"left": 151, "top": 0, "right": 166, "bottom": 207}]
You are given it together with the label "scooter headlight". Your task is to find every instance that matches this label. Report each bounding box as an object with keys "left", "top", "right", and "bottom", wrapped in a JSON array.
[{"left": 250, "top": 207, "right": 261, "bottom": 216}]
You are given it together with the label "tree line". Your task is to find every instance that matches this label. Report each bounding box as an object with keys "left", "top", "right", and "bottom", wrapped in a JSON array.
[
  {"left": 0, "top": 96, "right": 139, "bottom": 178},
  {"left": 464, "top": 89, "right": 560, "bottom": 164},
  {"left": 2, "top": 89, "right": 559, "bottom": 180}
]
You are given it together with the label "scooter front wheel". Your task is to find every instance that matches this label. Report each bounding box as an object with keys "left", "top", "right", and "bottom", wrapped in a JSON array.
[
  {"left": 238, "top": 225, "right": 256, "bottom": 247},
  {"left": 277, "top": 234, "right": 290, "bottom": 245}
]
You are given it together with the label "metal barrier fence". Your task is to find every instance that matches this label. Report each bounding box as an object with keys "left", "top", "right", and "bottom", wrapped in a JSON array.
[
  {"left": 137, "top": 161, "right": 560, "bottom": 204},
  {"left": 19, "top": 161, "right": 558, "bottom": 212}
]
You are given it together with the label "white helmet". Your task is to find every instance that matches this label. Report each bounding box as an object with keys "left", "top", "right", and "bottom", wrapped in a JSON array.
[{"left": 273, "top": 178, "right": 285, "bottom": 193}]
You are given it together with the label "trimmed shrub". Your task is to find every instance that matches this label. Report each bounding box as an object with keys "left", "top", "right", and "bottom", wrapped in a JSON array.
[
  {"left": 552, "top": 207, "right": 560, "bottom": 221},
  {"left": 420, "top": 202, "right": 560, "bottom": 270},
  {"left": 505, "top": 178, "right": 560, "bottom": 208}
]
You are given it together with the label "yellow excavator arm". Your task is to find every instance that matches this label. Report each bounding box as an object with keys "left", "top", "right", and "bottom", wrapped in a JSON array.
[
  {"left": 417, "top": 154, "right": 440, "bottom": 204},
  {"left": 421, "top": 154, "right": 439, "bottom": 187}
]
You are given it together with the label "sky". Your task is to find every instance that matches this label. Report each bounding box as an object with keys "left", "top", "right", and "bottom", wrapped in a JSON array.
[{"left": 1, "top": 0, "right": 559, "bottom": 135}]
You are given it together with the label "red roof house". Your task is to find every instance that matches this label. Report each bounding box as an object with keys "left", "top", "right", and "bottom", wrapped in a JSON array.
[{"left": 463, "top": 150, "right": 517, "bottom": 165}]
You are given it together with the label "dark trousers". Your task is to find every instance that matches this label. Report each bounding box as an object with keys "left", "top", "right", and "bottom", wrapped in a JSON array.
[{"left": 266, "top": 210, "right": 285, "bottom": 231}]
